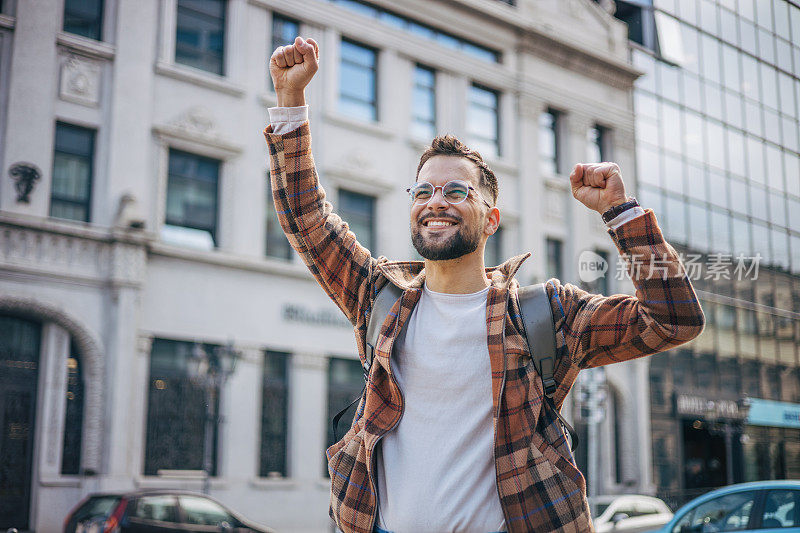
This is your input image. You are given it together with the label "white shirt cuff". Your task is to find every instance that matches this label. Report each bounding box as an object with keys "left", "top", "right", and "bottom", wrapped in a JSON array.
[
  {"left": 605, "top": 206, "right": 645, "bottom": 230},
  {"left": 268, "top": 106, "right": 309, "bottom": 135}
]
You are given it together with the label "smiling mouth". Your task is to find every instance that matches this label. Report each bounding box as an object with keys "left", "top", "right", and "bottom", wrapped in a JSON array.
[{"left": 421, "top": 218, "right": 458, "bottom": 228}]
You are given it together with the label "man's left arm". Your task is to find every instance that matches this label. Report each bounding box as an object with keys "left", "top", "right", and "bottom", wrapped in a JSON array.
[{"left": 548, "top": 163, "right": 706, "bottom": 370}]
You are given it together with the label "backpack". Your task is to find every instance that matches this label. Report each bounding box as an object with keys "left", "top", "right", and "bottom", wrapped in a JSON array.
[{"left": 332, "top": 282, "right": 579, "bottom": 452}]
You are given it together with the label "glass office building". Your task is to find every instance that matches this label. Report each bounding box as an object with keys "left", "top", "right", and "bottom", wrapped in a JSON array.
[{"left": 618, "top": 0, "right": 800, "bottom": 506}]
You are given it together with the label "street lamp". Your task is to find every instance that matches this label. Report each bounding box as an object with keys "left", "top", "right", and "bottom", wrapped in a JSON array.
[{"left": 188, "top": 340, "right": 240, "bottom": 494}]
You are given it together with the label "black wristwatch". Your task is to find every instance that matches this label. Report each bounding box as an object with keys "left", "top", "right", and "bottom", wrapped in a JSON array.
[{"left": 601, "top": 197, "right": 639, "bottom": 224}]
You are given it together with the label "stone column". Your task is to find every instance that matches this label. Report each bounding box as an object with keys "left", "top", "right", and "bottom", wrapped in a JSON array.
[
  {"left": 518, "top": 95, "right": 548, "bottom": 283},
  {"left": 221, "top": 346, "right": 262, "bottom": 482},
  {"left": 1, "top": 0, "right": 60, "bottom": 215},
  {"left": 34, "top": 323, "right": 71, "bottom": 480},
  {"left": 104, "top": 0, "right": 160, "bottom": 228},
  {"left": 289, "top": 352, "right": 328, "bottom": 481}
]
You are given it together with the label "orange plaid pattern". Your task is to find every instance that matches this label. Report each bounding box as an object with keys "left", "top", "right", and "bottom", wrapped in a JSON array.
[{"left": 265, "top": 123, "right": 705, "bottom": 533}]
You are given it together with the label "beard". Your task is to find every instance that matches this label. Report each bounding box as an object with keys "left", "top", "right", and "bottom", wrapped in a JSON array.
[{"left": 411, "top": 215, "right": 482, "bottom": 260}]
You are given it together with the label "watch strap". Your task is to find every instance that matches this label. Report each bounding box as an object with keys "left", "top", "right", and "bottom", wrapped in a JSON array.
[{"left": 602, "top": 197, "right": 639, "bottom": 224}]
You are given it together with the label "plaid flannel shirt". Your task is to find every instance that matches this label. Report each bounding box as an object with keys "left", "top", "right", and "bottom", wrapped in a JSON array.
[{"left": 264, "top": 122, "right": 705, "bottom": 533}]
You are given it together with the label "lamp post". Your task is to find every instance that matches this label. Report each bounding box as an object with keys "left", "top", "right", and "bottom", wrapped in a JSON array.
[{"left": 188, "top": 340, "right": 239, "bottom": 494}]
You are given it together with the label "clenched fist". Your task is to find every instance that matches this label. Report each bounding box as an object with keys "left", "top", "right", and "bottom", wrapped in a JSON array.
[
  {"left": 269, "top": 36, "right": 320, "bottom": 107},
  {"left": 570, "top": 163, "right": 628, "bottom": 214}
]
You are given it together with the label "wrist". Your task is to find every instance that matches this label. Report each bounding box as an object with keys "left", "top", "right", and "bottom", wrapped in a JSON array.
[
  {"left": 276, "top": 89, "right": 306, "bottom": 107},
  {"left": 601, "top": 197, "right": 639, "bottom": 223},
  {"left": 598, "top": 197, "right": 628, "bottom": 214}
]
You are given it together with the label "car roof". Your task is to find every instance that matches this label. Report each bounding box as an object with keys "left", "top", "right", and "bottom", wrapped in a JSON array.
[
  {"left": 589, "top": 494, "right": 669, "bottom": 504},
  {"left": 673, "top": 481, "right": 800, "bottom": 517}
]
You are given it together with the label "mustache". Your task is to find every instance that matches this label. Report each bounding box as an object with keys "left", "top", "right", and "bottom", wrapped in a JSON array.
[{"left": 417, "top": 213, "right": 462, "bottom": 225}]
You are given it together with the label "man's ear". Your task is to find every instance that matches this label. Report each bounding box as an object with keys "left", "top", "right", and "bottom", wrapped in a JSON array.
[{"left": 485, "top": 207, "right": 501, "bottom": 236}]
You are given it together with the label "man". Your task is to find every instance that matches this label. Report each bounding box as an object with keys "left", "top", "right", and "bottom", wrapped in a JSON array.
[{"left": 265, "top": 37, "right": 704, "bottom": 533}]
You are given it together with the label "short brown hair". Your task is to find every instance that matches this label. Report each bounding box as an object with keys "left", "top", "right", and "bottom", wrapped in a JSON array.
[{"left": 415, "top": 135, "right": 498, "bottom": 206}]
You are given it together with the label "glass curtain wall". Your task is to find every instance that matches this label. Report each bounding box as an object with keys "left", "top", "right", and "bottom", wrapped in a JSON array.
[{"left": 633, "top": 0, "right": 800, "bottom": 505}]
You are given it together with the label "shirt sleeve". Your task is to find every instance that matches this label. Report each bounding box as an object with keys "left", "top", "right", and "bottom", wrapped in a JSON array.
[
  {"left": 268, "top": 105, "right": 309, "bottom": 135},
  {"left": 604, "top": 205, "right": 645, "bottom": 230}
]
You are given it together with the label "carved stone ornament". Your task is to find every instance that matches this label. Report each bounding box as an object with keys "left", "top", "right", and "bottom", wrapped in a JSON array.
[
  {"left": 9, "top": 162, "right": 42, "bottom": 203},
  {"left": 170, "top": 106, "right": 217, "bottom": 137},
  {"left": 59, "top": 55, "right": 101, "bottom": 106}
]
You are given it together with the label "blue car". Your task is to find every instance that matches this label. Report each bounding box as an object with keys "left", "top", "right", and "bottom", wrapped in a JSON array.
[{"left": 650, "top": 481, "right": 800, "bottom": 533}]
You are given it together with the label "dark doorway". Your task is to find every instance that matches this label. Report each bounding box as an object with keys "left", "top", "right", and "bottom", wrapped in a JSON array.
[
  {"left": 682, "top": 419, "right": 727, "bottom": 491},
  {"left": 0, "top": 316, "right": 42, "bottom": 530}
]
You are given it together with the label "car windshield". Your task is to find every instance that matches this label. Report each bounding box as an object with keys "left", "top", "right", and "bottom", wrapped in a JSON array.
[{"left": 73, "top": 496, "right": 121, "bottom": 521}]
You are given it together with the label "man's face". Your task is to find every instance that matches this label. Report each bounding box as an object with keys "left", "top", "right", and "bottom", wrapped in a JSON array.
[{"left": 410, "top": 155, "right": 492, "bottom": 261}]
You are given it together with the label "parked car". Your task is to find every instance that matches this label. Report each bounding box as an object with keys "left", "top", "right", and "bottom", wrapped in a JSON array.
[
  {"left": 648, "top": 480, "right": 800, "bottom": 533},
  {"left": 63, "top": 490, "right": 276, "bottom": 533},
  {"left": 589, "top": 494, "right": 674, "bottom": 532}
]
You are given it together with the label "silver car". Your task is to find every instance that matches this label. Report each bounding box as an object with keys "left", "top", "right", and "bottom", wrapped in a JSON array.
[{"left": 590, "top": 494, "right": 674, "bottom": 533}]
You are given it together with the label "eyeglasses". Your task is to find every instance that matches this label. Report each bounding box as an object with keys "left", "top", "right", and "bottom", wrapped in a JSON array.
[{"left": 406, "top": 180, "right": 492, "bottom": 208}]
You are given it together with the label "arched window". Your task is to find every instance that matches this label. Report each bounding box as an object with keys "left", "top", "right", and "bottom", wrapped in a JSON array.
[{"left": 62, "top": 339, "right": 84, "bottom": 475}]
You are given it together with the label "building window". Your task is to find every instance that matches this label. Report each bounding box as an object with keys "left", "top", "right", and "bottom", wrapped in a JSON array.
[
  {"left": 587, "top": 125, "right": 608, "bottom": 163},
  {"left": 260, "top": 351, "right": 289, "bottom": 477},
  {"left": 339, "top": 39, "right": 378, "bottom": 122},
  {"left": 411, "top": 65, "right": 436, "bottom": 140},
  {"left": 467, "top": 84, "right": 500, "bottom": 158},
  {"left": 339, "top": 189, "right": 376, "bottom": 251},
  {"left": 269, "top": 14, "right": 300, "bottom": 92},
  {"left": 61, "top": 340, "right": 84, "bottom": 475},
  {"left": 322, "top": 0, "right": 500, "bottom": 63},
  {"left": 609, "top": 0, "right": 657, "bottom": 50},
  {"left": 546, "top": 237, "right": 563, "bottom": 280},
  {"left": 485, "top": 226, "right": 504, "bottom": 267},
  {"left": 539, "top": 109, "right": 561, "bottom": 175},
  {"left": 165, "top": 149, "right": 220, "bottom": 248},
  {"left": 175, "top": 0, "right": 226, "bottom": 75},
  {"left": 266, "top": 176, "right": 292, "bottom": 260},
  {"left": 144, "top": 339, "right": 220, "bottom": 476},
  {"left": 326, "top": 357, "right": 364, "bottom": 457},
  {"left": 51, "top": 122, "right": 95, "bottom": 223},
  {"left": 63, "top": 0, "right": 103, "bottom": 41}
]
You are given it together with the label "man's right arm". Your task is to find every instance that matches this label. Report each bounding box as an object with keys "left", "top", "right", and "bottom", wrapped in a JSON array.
[{"left": 265, "top": 37, "right": 376, "bottom": 325}]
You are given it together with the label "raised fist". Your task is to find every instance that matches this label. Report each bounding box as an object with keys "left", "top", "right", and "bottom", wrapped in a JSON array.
[
  {"left": 570, "top": 162, "right": 628, "bottom": 214},
  {"left": 269, "top": 36, "right": 319, "bottom": 105}
]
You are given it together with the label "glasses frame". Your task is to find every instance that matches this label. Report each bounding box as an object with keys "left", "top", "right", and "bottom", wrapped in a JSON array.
[{"left": 406, "top": 179, "right": 493, "bottom": 209}]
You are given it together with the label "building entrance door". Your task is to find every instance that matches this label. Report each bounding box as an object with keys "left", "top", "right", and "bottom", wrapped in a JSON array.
[
  {"left": 0, "top": 316, "right": 42, "bottom": 530},
  {"left": 682, "top": 419, "right": 727, "bottom": 491}
]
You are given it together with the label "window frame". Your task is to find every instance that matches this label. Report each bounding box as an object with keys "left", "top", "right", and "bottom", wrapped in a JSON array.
[
  {"left": 259, "top": 350, "right": 290, "bottom": 478},
  {"left": 338, "top": 37, "right": 379, "bottom": 122},
  {"left": 174, "top": 0, "right": 227, "bottom": 76},
  {"left": 411, "top": 63, "right": 437, "bottom": 140},
  {"left": 466, "top": 82, "right": 501, "bottom": 158},
  {"left": 164, "top": 148, "right": 222, "bottom": 247},
  {"left": 62, "top": 0, "right": 104, "bottom": 41},
  {"left": 50, "top": 121, "right": 96, "bottom": 223},
  {"left": 338, "top": 188, "right": 377, "bottom": 252},
  {"left": 539, "top": 108, "right": 563, "bottom": 176}
]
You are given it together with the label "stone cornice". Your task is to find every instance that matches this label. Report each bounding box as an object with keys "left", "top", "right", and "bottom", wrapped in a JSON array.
[{"left": 519, "top": 32, "right": 642, "bottom": 90}]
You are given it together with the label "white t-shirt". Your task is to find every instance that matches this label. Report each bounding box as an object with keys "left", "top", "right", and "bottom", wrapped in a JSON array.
[{"left": 375, "top": 283, "right": 506, "bottom": 533}]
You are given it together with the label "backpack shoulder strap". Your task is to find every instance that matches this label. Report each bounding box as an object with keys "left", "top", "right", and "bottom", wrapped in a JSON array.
[
  {"left": 332, "top": 281, "right": 402, "bottom": 442},
  {"left": 517, "top": 283, "right": 558, "bottom": 399},
  {"left": 365, "top": 282, "right": 403, "bottom": 378},
  {"left": 517, "top": 282, "right": 580, "bottom": 452}
]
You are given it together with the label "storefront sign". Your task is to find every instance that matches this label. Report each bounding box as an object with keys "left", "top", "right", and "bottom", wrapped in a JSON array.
[
  {"left": 675, "top": 394, "right": 747, "bottom": 420},
  {"left": 282, "top": 304, "right": 351, "bottom": 329},
  {"left": 746, "top": 399, "right": 800, "bottom": 429}
]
